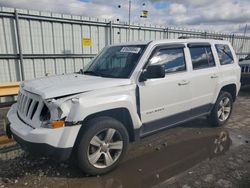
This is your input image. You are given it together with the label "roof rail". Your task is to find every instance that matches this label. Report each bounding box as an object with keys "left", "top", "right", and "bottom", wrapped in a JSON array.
[{"left": 178, "top": 36, "right": 225, "bottom": 40}]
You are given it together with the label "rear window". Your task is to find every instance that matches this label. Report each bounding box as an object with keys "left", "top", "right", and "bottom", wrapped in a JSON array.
[
  {"left": 215, "top": 44, "right": 234, "bottom": 65},
  {"left": 189, "top": 47, "right": 215, "bottom": 70}
]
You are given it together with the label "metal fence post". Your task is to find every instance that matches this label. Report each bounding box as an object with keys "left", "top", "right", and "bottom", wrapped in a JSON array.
[
  {"left": 165, "top": 27, "right": 169, "bottom": 39},
  {"left": 14, "top": 9, "right": 24, "bottom": 81},
  {"left": 231, "top": 34, "right": 235, "bottom": 47},
  {"left": 109, "top": 21, "right": 113, "bottom": 45},
  {"left": 204, "top": 32, "right": 207, "bottom": 39},
  {"left": 162, "top": 28, "right": 167, "bottom": 39}
]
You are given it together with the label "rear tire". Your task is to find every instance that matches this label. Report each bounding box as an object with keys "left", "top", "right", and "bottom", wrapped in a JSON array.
[
  {"left": 76, "top": 116, "right": 129, "bottom": 175},
  {"left": 209, "top": 91, "right": 233, "bottom": 127},
  {"left": 209, "top": 91, "right": 233, "bottom": 126}
]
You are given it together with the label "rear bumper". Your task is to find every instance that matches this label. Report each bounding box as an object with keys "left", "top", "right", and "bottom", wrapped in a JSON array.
[
  {"left": 241, "top": 74, "right": 250, "bottom": 85},
  {"left": 7, "top": 104, "right": 81, "bottom": 161}
]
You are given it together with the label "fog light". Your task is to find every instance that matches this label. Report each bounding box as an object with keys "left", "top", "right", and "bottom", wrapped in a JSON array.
[{"left": 51, "top": 120, "right": 64, "bottom": 128}]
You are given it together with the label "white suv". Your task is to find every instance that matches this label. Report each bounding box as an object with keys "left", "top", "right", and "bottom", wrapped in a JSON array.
[{"left": 7, "top": 39, "right": 241, "bottom": 175}]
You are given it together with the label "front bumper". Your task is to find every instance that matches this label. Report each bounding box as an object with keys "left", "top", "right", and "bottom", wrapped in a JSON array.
[
  {"left": 11, "top": 130, "right": 72, "bottom": 161},
  {"left": 241, "top": 74, "right": 250, "bottom": 85},
  {"left": 7, "top": 104, "right": 81, "bottom": 161}
]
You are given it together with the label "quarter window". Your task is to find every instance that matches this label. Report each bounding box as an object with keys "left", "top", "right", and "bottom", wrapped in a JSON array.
[
  {"left": 215, "top": 44, "right": 234, "bottom": 65},
  {"left": 149, "top": 48, "right": 186, "bottom": 73},
  {"left": 189, "top": 47, "right": 215, "bottom": 70}
]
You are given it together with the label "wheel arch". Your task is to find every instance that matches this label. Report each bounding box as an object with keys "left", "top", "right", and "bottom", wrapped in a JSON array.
[
  {"left": 219, "top": 84, "right": 237, "bottom": 102},
  {"left": 73, "top": 108, "right": 137, "bottom": 151}
]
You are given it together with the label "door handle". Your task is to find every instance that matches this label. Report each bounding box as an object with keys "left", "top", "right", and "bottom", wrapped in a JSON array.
[
  {"left": 178, "top": 80, "right": 190, "bottom": 86},
  {"left": 211, "top": 74, "right": 218, "bottom": 79}
]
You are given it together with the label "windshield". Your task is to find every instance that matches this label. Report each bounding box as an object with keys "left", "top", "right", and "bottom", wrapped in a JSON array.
[{"left": 84, "top": 45, "right": 146, "bottom": 78}]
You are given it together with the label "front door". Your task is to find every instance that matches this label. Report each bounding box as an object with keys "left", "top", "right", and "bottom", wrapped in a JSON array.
[{"left": 138, "top": 45, "right": 192, "bottom": 135}]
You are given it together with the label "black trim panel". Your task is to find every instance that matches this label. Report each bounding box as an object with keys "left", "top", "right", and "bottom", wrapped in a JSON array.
[
  {"left": 12, "top": 132, "right": 72, "bottom": 161},
  {"left": 140, "top": 103, "right": 213, "bottom": 137},
  {"left": 191, "top": 103, "right": 213, "bottom": 117},
  {"left": 135, "top": 85, "right": 141, "bottom": 119},
  {"left": 157, "top": 43, "right": 185, "bottom": 50},
  {"left": 188, "top": 42, "right": 211, "bottom": 48},
  {"left": 133, "top": 128, "right": 141, "bottom": 141}
]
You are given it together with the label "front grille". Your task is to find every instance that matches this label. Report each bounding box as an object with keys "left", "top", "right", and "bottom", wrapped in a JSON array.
[
  {"left": 17, "top": 89, "right": 45, "bottom": 127},
  {"left": 241, "top": 65, "right": 250, "bottom": 74}
]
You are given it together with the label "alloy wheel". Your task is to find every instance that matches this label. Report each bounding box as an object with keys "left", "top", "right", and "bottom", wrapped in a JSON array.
[
  {"left": 87, "top": 128, "right": 123, "bottom": 168},
  {"left": 217, "top": 97, "right": 231, "bottom": 122}
]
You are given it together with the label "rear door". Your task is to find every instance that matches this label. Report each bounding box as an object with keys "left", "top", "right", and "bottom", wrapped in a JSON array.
[{"left": 187, "top": 43, "right": 219, "bottom": 116}]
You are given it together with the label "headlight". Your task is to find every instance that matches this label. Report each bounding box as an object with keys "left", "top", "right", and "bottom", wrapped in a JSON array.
[
  {"left": 46, "top": 100, "right": 64, "bottom": 120},
  {"left": 41, "top": 96, "right": 76, "bottom": 128}
]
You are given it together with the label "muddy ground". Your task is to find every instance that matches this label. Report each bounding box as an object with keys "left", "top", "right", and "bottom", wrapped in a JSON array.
[{"left": 0, "top": 87, "right": 250, "bottom": 188}]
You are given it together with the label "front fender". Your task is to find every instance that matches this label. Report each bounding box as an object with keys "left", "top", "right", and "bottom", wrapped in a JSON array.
[{"left": 65, "top": 87, "right": 142, "bottom": 129}]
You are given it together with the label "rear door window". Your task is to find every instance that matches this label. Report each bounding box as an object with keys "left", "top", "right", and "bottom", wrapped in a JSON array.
[
  {"left": 189, "top": 47, "right": 215, "bottom": 70},
  {"left": 215, "top": 44, "right": 234, "bottom": 65}
]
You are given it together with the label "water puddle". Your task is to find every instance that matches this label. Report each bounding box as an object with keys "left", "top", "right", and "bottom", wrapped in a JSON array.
[{"left": 69, "top": 120, "right": 243, "bottom": 188}]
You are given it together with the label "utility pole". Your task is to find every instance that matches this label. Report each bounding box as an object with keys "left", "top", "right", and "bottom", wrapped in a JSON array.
[
  {"left": 128, "top": 0, "right": 131, "bottom": 41},
  {"left": 118, "top": 1, "right": 132, "bottom": 42}
]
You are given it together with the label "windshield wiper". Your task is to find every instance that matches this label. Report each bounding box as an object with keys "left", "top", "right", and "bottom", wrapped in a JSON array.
[
  {"left": 84, "top": 70, "right": 121, "bottom": 78},
  {"left": 83, "top": 70, "right": 102, "bottom": 76},
  {"left": 98, "top": 73, "right": 119, "bottom": 78},
  {"left": 76, "top": 69, "right": 84, "bottom": 74}
]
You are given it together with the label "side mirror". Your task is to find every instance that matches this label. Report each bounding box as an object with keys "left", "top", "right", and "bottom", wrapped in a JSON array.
[{"left": 140, "top": 64, "right": 165, "bottom": 81}]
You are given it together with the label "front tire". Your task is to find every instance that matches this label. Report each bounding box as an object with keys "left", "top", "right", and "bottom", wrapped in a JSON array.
[
  {"left": 76, "top": 117, "right": 129, "bottom": 175},
  {"left": 209, "top": 91, "right": 233, "bottom": 127}
]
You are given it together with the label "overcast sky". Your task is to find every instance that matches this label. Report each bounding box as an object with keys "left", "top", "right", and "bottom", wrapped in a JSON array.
[{"left": 0, "top": 0, "right": 249, "bottom": 35}]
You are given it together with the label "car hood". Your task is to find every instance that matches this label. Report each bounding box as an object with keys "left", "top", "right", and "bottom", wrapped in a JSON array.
[{"left": 22, "top": 74, "right": 132, "bottom": 99}]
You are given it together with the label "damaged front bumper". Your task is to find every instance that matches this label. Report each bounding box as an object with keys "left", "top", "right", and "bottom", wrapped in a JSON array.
[{"left": 7, "top": 104, "right": 81, "bottom": 161}]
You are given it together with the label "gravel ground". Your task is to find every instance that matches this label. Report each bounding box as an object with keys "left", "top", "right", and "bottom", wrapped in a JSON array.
[{"left": 0, "top": 87, "right": 249, "bottom": 188}]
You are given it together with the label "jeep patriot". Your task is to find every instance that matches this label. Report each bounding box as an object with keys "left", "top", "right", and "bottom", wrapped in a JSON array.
[{"left": 7, "top": 39, "right": 241, "bottom": 175}]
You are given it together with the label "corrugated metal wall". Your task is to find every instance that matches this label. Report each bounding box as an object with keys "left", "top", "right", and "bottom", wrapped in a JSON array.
[{"left": 0, "top": 6, "right": 250, "bottom": 85}]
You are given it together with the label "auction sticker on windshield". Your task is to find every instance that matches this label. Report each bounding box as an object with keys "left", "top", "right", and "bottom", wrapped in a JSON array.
[{"left": 120, "top": 47, "right": 141, "bottom": 53}]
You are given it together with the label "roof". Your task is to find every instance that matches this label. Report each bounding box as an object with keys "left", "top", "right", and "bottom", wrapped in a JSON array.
[{"left": 110, "top": 38, "right": 231, "bottom": 47}]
